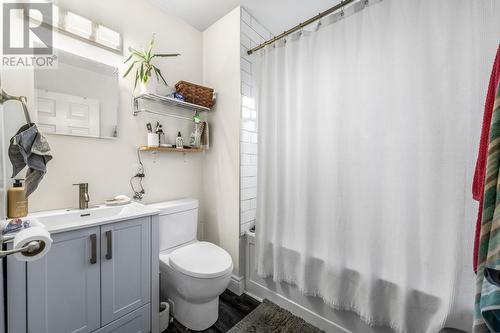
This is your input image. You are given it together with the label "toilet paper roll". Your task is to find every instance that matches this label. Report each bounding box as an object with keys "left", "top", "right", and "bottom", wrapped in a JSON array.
[{"left": 13, "top": 227, "right": 52, "bottom": 262}]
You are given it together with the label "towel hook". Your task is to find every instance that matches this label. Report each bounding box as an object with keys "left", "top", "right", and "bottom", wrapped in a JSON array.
[{"left": 0, "top": 89, "right": 32, "bottom": 124}]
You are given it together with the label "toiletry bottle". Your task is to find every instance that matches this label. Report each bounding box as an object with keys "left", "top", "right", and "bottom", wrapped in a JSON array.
[
  {"left": 190, "top": 122, "right": 201, "bottom": 148},
  {"left": 7, "top": 179, "right": 28, "bottom": 218},
  {"left": 190, "top": 131, "right": 196, "bottom": 147},
  {"left": 176, "top": 132, "right": 183, "bottom": 149}
]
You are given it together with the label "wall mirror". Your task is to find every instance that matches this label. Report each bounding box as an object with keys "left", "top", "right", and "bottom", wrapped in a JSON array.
[{"left": 34, "top": 49, "right": 119, "bottom": 139}]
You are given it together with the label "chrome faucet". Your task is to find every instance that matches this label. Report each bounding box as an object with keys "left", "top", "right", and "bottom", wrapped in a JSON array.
[{"left": 73, "top": 183, "right": 90, "bottom": 209}]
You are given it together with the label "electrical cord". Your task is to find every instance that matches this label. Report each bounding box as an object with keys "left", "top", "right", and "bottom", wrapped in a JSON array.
[{"left": 130, "top": 148, "right": 145, "bottom": 200}]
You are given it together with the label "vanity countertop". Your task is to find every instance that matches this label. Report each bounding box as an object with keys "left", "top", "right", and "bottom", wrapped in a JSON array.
[{"left": 21, "top": 202, "right": 159, "bottom": 234}]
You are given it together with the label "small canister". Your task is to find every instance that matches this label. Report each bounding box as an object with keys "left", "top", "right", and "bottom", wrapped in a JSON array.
[{"left": 147, "top": 133, "right": 160, "bottom": 147}]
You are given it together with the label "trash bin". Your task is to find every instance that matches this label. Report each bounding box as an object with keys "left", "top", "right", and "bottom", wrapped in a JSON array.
[{"left": 159, "top": 302, "right": 170, "bottom": 332}]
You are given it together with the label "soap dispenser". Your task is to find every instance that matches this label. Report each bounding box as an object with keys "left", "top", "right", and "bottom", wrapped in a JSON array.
[{"left": 7, "top": 179, "right": 28, "bottom": 218}]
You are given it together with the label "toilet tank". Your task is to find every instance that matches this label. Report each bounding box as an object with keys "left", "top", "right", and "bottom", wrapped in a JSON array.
[{"left": 149, "top": 199, "right": 199, "bottom": 251}]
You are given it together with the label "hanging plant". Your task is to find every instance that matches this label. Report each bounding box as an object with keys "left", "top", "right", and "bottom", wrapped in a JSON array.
[{"left": 123, "top": 34, "right": 180, "bottom": 92}]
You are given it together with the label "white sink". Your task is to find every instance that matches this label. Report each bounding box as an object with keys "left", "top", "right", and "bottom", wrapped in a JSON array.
[{"left": 30, "top": 202, "right": 159, "bottom": 233}]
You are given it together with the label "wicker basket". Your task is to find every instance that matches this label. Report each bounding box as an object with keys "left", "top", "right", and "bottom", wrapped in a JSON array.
[{"left": 175, "top": 81, "right": 214, "bottom": 108}]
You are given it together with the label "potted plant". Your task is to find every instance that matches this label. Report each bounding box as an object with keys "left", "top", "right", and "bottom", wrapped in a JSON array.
[{"left": 123, "top": 34, "right": 180, "bottom": 95}]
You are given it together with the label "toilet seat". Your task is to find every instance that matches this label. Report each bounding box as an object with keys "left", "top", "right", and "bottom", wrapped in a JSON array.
[{"left": 166, "top": 241, "right": 233, "bottom": 279}]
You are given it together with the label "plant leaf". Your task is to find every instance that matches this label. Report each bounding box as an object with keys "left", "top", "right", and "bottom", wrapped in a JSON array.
[
  {"left": 128, "top": 46, "right": 146, "bottom": 60},
  {"left": 139, "top": 64, "right": 144, "bottom": 82},
  {"left": 153, "top": 67, "right": 160, "bottom": 82},
  {"left": 123, "top": 60, "right": 140, "bottom": 78},
  {"left": 154, "top": 67, "right": 168, "bottom": 86},
  {"left": 128, "top": 46, "right": 141, "bottom": 55},
  {"left": 134, "top": 51, "right": 147, "bottom": 60},
  {"left": 147, "top": 35, "right": 154, "bottom": 61},
  {"left": 134, "top": 70, "right": 139, "bottom": 88},
  {"left": 123, "top": 53, "right": 133, "bottom": 64}
]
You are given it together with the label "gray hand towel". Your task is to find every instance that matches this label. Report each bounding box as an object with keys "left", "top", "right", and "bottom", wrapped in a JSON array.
[{"left": 8, "top": 123, "right": 52, "bottom": 197}]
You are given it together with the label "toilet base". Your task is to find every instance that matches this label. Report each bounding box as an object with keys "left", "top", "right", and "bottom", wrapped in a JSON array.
[{"left": 170, "top": 294, "right": 219, "bottom": 331}]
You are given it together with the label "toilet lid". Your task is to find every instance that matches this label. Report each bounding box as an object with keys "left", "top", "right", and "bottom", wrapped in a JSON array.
[{"left": 169, "top": 242, "right": 233, "bottom": 278}]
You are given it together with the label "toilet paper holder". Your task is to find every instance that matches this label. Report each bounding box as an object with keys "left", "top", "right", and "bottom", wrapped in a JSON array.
[{"left": 0, "top": 234, "right": 41, "bottom": 259}]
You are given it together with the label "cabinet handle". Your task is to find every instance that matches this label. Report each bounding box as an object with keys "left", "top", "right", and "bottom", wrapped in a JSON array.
[
  {"left": 105, "top": 230, "right": 112, "bottom": 260},
  {"left": 90, "top": 234, "right": 97, "bottom": 264}
]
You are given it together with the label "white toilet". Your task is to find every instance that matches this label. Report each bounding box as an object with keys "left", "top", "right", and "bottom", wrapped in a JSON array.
[{"left": 149, "top": 199, "right": 233, "bottom": 331}]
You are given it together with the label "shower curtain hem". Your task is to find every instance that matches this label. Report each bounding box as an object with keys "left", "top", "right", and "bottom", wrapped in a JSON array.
[{"left": 256, "top": 269, "right": 446, "bottom": 333}]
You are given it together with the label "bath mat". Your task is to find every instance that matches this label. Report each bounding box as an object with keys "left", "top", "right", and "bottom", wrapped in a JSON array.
[{"left": 227, "top": 299, "right": 324, "bottom": 333}]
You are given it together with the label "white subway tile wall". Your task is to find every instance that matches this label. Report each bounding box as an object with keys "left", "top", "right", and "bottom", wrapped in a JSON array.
[
  {"left": 240, "top": 8, "right": 272, "bottom": 235},
  {"left": 241, "top": 58, "right": 252, "bottom": 73}
]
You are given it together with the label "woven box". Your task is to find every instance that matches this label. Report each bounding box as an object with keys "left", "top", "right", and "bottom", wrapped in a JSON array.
[{"left": 175, "top": 81, "right": 214, "bottom": 108}]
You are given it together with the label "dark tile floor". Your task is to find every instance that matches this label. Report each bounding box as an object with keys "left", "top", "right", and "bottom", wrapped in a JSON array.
[{"left": 164, "top": 289, "right": 261, "bottom": 333}]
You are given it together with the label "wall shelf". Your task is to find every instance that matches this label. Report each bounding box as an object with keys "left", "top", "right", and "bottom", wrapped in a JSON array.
[
  {"left": 139, "top": 146, "right": 204, "bottom": 153},
  {"left": 133, "top": 93, "right": 212, "bottom": 120}
]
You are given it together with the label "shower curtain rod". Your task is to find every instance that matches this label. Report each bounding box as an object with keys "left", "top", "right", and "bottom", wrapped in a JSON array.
[{"left": 247, "top": 0, "right": 357, "bottom": 55}]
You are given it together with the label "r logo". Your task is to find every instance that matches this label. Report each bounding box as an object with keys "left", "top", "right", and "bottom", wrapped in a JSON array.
[{"left": 2, "top": 2, "right": 53, "bottom": 55}]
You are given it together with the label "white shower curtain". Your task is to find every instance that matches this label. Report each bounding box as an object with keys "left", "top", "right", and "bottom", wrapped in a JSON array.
[{"left": 255, "top": 0, "right": 500, "bottom": 332}]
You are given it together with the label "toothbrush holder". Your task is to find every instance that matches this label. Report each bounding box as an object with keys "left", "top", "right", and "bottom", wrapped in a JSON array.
[{"left": 147, "top": 133, "right": 160, "bottom": 147}]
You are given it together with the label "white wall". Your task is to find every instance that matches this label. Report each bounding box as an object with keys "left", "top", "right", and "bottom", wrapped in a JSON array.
[
  {"left": 202, "top": 7, "right": 242, "bottom": 275},
  {"left": 2, "top": 0, "right": 205, "bottom": 213}
]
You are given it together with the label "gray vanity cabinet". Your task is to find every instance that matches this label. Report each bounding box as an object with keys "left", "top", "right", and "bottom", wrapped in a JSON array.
[
  {"left": 27, "top": 226, "right": 101, "bottom": 333},
  {"left": 25, "top": 217, "right": 152, "bottom": 333},
  {"left": 101, "top": 217, "right": 151, "bottom": 326}
]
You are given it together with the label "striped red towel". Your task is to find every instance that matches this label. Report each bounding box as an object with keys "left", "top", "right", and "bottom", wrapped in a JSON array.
[{"left": 473, "top": 45, "right": 500, "bottom": 273}]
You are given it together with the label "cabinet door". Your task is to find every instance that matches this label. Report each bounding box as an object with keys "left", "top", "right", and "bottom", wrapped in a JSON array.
[
  {"left": 94, "top": 304, "right": 150, "bottom": 333},
  {"left": 101, "top": 217, "right": 150, "bottom": 326},
  {"left": 27, "top": 227, "right": 101, "bottom": 333}
]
